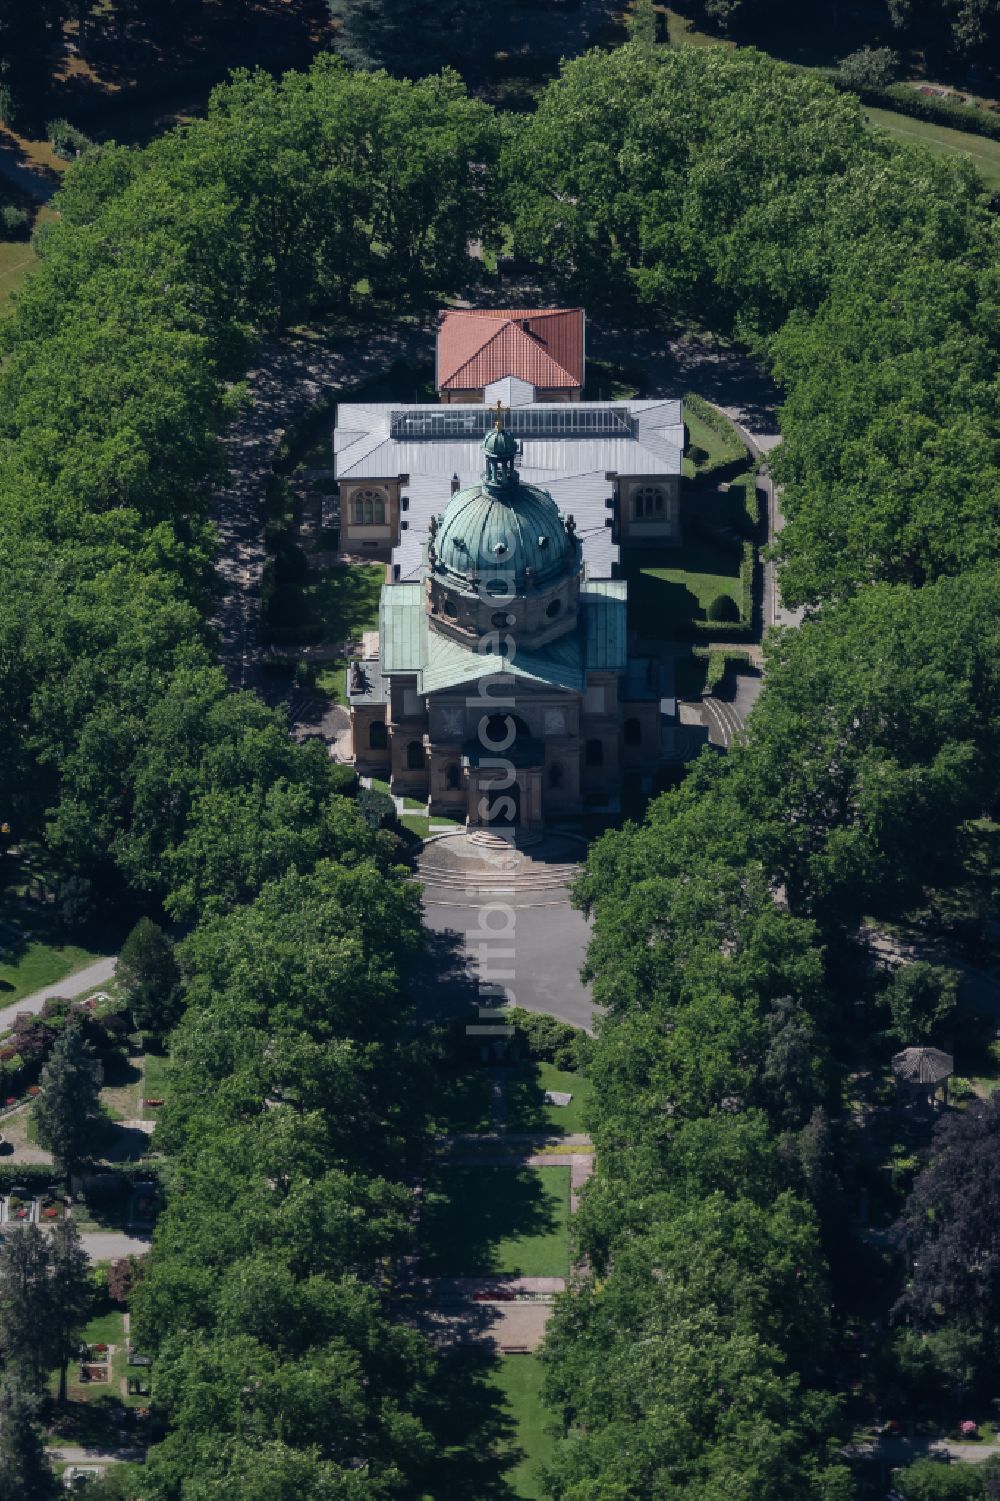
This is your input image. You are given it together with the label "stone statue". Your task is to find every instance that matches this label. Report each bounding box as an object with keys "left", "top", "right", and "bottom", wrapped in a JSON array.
[{"left": 566, "top": 513, "right": 577, "bottom": 539}]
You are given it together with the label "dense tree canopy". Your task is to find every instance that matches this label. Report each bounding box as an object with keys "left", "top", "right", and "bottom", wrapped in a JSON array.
[
  {"left": 3, "top": 33, "right": 999, "bottom": 1501},
  {"left": 510, "top": 42, "right": 1000, "bottom": 1499}
]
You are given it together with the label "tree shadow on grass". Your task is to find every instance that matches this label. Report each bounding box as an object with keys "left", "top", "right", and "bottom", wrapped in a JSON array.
[
  {"left": 416, "top": 1346, "right": 522, "bottom": 1500},
  {"left": 631, "top": 573, "right": 703, "bottom": 632},
  {"left": 420, "top": 1166, "right": 563, "bottom": 1277},
  {"left": 504, "top": 1064, "right": 549, "bottom": 1135}
]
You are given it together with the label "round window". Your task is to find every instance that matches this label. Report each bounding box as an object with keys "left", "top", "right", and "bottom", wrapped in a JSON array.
[
  {"left": 492, "top": 610, "right": 514, "bottom": 627},
  {"left": 546, "top": 598, "right": 562, "bottom": 619},
  {"left": 486, "top": 578, "right": 511, "bottom": 598}
]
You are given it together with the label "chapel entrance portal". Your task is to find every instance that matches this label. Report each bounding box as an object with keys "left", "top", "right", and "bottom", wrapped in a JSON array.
[{"left": 486, "top": 780, "right": 520, "bottom": 828}]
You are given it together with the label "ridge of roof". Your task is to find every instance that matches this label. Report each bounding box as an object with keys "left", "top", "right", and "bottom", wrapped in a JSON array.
[
  {"left": 437, "top": 307, "right": 584, "bottom": 390},
  {"left": 447, "top": 321, "right": 577, "bottom": 392}
]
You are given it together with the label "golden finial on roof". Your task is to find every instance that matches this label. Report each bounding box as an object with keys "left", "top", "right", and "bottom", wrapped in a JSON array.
[{"left": 493, "top": 399, "right": 505, "bottom": 431}]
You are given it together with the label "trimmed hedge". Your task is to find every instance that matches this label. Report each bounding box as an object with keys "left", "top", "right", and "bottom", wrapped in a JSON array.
[
  {"left": 684, "top": 391, "right": 748, "bottom": 473},
  {"left": 707, "top": 592, "right": 739, "bottom": 623},
  {"left": 821, "top": 70, "right": 1000, "bottom": 145},
  {"left": 694, "top": 646, "right": 752, "bottom": 693}
]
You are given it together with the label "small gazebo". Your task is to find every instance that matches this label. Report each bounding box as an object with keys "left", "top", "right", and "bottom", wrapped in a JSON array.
[{"left": 891, "top": 1046, "right": 954, "bottom": 1108}]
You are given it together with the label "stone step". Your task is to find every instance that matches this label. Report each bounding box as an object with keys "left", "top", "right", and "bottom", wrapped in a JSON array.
[
  {"left": 466, "top": 828, "right": 544, "bottom": 850},
  {"left": 415, "top": 869, "right": 579, "bottom": 892}
]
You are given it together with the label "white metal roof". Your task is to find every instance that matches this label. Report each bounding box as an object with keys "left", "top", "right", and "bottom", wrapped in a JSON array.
[{"left": 334, "top": 399, "right": 684, "bottom": 582}]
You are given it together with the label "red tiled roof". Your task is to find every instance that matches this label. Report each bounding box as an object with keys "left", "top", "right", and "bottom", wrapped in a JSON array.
[{"left": 437, "top": 308, "right": 585, "bottom": 392}]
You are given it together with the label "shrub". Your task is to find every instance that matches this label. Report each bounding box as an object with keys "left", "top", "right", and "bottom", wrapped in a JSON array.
[
  {"left": 837, "top": 47, "right": 899, "bottom": 90},
  {"left": 108, "top": 1256, "right": 137, "bottom": 1305},
  {"left": 47, "top": 119, "right": 94, "bottom": 159},
  {"left": 505, "top": 1007, "right": 584, "bottom": 1070},
  {"left": 356, "top": 787, "right": 396, "bottom": 830},
  {"left": 894, "top": 1456, "right": 993, "bottom": 1499},
  {"left": 0, "top": 204, "right": 30, "bottom": 240},
  {"left": 328, "top": 764, "right": 359, "bottom": 796},
  {"left": 707, "top": 593, "right": 739, "bottom": 623}
]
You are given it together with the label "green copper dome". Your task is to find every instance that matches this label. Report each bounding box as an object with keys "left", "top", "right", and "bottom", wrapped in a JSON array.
[{"left": 433, "top": 481, "right": 577, "bottom": 592}]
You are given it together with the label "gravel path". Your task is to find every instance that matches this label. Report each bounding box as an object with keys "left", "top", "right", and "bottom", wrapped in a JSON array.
[
  {"left": 211, "top": 321, "right": 431, "bottom": 691},
  {"left": 0, "top": 134, "right": 60, "bottom": 203},
  {"left": 49, "top": 1445, "right": 146, "bottom": 1466}
]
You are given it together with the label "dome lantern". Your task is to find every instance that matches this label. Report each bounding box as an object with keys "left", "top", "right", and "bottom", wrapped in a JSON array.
[{"left": 483, "top": 401, "right": 519, "bottom": 490}]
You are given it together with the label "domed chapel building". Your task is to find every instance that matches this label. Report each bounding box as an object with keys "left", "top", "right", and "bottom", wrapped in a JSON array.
[{"left": 338, "top": 308, "right": 687, "bottom": 832}]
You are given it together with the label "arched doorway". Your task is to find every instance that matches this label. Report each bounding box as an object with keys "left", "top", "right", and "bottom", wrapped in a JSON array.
[
  {"left": 481, "top": 712, "right": 532, "bottom": 756},
  {"left": 486, "top": 780, "right": 520, "bottom": 828}
]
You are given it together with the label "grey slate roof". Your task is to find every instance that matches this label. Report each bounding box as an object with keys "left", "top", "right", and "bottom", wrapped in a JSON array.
[{"left": 334, "top": 400, "right": 684, "bottom": 583}]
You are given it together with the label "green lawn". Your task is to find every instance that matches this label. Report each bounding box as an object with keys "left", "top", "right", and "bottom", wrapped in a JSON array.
[
  {"left": 312, "top": 563, "right": 384, "bottom": 704},
  {"left": 664, "top": 5, "right": 732, "bottom": 47},
  {"left": 141, "top": 1047, "right": 170, "bottom": 1120},
  {"left": 0, "top": 939, "right": 102, "bottom": 1008},
  {"left": 505, "top": 1064, "right": 592, "bottom": 1137},
  {"left": 864, "top": 107, "right": 1000, "bottom": 190},
  {"left": 421, "top": 1166, "right": 570, "bottom": 1278},
  {"left": 0, "top": 236, "right": 38, "bottom": 318},
  {"left": 626, "top": 541, "right": 741, "bottom": 636},
  {"left": 493, "top": 1355, "right": 560, "bottom": 1500}
]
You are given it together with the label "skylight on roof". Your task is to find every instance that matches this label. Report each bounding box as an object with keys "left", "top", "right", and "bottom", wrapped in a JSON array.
[{"left": 389, "top": 406, "right": 635, "bottom": 441}]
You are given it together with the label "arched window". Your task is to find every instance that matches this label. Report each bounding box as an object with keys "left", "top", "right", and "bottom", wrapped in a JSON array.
[
  {"left": 546, "top": 598, "right": 562, "bottom": 619},
  {"left": 586, "top": 738, "right": 603, "bottom": 767},
  {"left": 369, "top": 721, "right": 388, "bottom": 750},
  {"left": 624, "top": 717, "right": 642, "bottom": 747},
  {"left": 633, "top": 486, "right": 665, "bottom": 520},
  {"left": 353, "top": 488, "right": 387, "bottom": 526},
  {"left": 548, "top": 763, "right": 563, "bottom": 789},
  {"left": 446, "top": 763, "right": 461, "bottom": 790},
  {"left": 406, "top": 740, "right": 423, "bottom": 770}
]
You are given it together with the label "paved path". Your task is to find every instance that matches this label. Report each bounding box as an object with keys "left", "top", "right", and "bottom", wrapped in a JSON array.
[
  {"left": 78, "top": 1232, "right": 151, "bottom": 1262},
  {"left": 845, "top": 1436, "right": 1000, "bottom": 1466},
  {"left": 417, "top": 898, "right": 595, "bottom": 1031},
  {"left": 588, "top": 323, "right": 782, "bottom": 452},
  {"left": 439, "top": 1132, "right": 593, "bottom": 1147},
  {"left": 0, "top": 955, "right": 116, "bottom": 1033}
]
